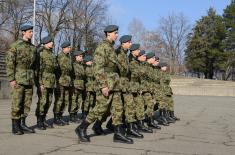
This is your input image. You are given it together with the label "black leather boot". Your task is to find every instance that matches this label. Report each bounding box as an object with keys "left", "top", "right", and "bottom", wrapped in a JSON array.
[
  {"left": 12, "top": 119, "right": 24, "bottom": 135},
  {"left": 170, "top": 111, "right": 180, "bottom": 121},
  {"left": 75, "top": 120, "right": 90, "bottom": 142},
  {"left": 106, "top": 118, "right": 114, "bottom": 131},
  {"left": 53, "top": 113, "right": 65, "bottom": 126},
  {"left": 37, "top": 115, "right": 46, "bottom": 130},
  {"left": 20, "top": 117, "right": 35, "bottom": 133},
  {"left": 92, "top": 120, "right": 105, "bottom": 135},
  {"left": 70, "top": 113, "right": 79, "bottom": 123},
  {"left": 42, "top": 115, "right": 53, "bottom": 128},
  {"left": 165, "top": 110, "right": 175, "bottom": 123},
  {"left": 147, "top": 117, "right": 161, "bottom": 129},
  {"left": 59, "top": 113, "right": 69, "bottom": 125},
  {"left": 81, "top": 111, "right": 88, "bottom": 120},
  {"left": 113, "top": 125, "right": 134, "bottom": 144},
  {"left": 126, "top": 122, "right": 143, "bottom": 138},
  {"left": 137, "top": 120, "right": 153, "bottom": 133},
  {"left": 157, "top": 109, "right": 169, "bottom": 126}
]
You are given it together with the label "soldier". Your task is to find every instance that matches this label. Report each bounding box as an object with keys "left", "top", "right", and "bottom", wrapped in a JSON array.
[
  {"left": 129, "top": 44, "right": 153, "bottom": 133},
  {"left": 75, "top": 25, "right": 133, "bottom": 144},
  {"left": 71, "top": 50, "right": 86, "bottom": 123},
  {"left": 116, "top": 35, "right": 143, "bottom": 139},
  {"left": 53, "top": 41, "right": 73, "bottom": 126},
  {"left": 83, "top": 55, "right": 96, "bottom": 116},
  {"left": 6, "top": 24, "right": 36, "bottom": 135},
  {"left": 141, "top": 52, "right": 161, "bottom": 129},
  {"left": 35, "top": 36, "right": 56, "bottom": 129},
  {"left": 159, "top": 63, "right": 180, "bottom": 123}
]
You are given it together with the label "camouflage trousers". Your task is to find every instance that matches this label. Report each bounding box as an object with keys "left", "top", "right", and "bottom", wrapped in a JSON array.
[
  {"left": 122, "top": 92, "right": 136, "bottom": 123},
  {"left": 36, "top": 88, "right": 54, "bottom": 116},
  {"left": 133, "top": 93, "right": 145, "bottom": 121},
  {"left": 54, "top": 86, "right": 73, "bottom": 114},
  {"left": 86, "top": 91, "right": 123, "bottom": 126},
  {"left": 142, "top": 92, "right": 155, "bottom": 117},
  {"left": 71, "top": 89, "right": 85, "bottom": 114},
  {"left": 11, "top": 84, "right": 33, "bottom": 119},
  {"left": 165, "top": 95, "right": 174, "bottom": 111},
  {"left": 83, "top": 91, "right": 96, "bottom": 113}
]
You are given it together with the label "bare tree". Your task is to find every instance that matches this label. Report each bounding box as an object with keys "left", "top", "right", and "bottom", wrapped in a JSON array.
[{"left": 158, "top": 12, "right": 191, "bottom": 73}]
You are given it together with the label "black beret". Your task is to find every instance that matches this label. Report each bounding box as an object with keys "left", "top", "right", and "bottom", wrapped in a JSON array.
[
  {"left": 104, "top": 25, "right": 119, "bottom": 33},
  {"left": 145, "top": 52, "right": 155, "bottom": 59},
  {"left": 119, "top": 35, "right": 132, "bottom": 43},
  {"left": 41, "top": 36, "right": 53, "bottom": 44},
  {"left": 130, "top": 43, "right": 140, "bottom": 51},
  {"left": 83, "top": 55, "right": 93, "bottom": 62},
  {"left": 20, "top": 24, "right": 33, "bottom": 31},
  {"left": 139, "top": 50, "right": 146, "bottom": 56},
  {"left": 159, "top": 62, "right": 168, "bottom": 67},
  {"left": 74, "top": 50, "right": 85, "bottom": 56},
  {"left": 61, "top": 41, "right": 71, "bottom": 48}
]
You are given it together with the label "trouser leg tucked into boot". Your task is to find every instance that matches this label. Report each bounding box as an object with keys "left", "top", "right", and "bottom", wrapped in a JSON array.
[
  {"left": 20, "top": 117, "right": 35, "bottom": 133},
  {"left": 12, "top": 119, "right": 24, "bottom": 135},
  {"left": 53, "top": 113, "right": 65, "bottom": 126},
  {"left": 126, "top": 122, "right": 143, "bottom": 138},
  {"left": 147, "top": 117, "right": 161, "bottom": 129},
  {"left": 37, "top": 115, "right": 46, "bottom": 130},
  {"left": 106, "top": 118, "right": 114, "bottom": 131},
  {"left": 137, "top": 120, "right": 153, "bottom": 133},
  {"left": 42, "top": 115, "right": 53, "bottom": 128},
  {"left": 113, "top": 125, "right": 134, "bottom": 144},
  {"left": 157, "top": 109, "right": 169, "bottom": 126},
  {"left": 92, "top": 120, "right": 104, "bottom": 135},
  {"left": 75, "top": 120, "right": 90, "bottom": 142}
]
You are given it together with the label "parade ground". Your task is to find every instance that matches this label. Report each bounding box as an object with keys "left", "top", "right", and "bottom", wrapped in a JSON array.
[{"left": 0, "top": 95, "right": 235, "bottom": 155}]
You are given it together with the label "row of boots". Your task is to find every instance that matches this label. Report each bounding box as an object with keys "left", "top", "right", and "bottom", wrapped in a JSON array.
[
  {"left": 157, "top": 109, "right": 180, "bottom": 126},
  {"left": 12, "top": 117, "right": 35, "bottom": 135}
]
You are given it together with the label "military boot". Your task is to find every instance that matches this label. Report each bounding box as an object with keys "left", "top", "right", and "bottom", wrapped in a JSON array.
[
  {"left": 12, "top": 119, "right": 24, "bottom": 135},
  {"left": 42, "top": 115, "right": 53, "bottom": 128},
  {"left": 165, "top": 110, "right": 175, "bottom": 123},
  {"left": 20, "top": 117, "right": 35, "bottom": 133},
  {"left": 170, "top": 111, "right": 180, "bottom": 121},
  {"left": 126, "top": 122, "right": 143, "bottom": 138},
  {"left": 81, "top": 111, "right": 88, "bottom": 120},
  {"left": 113, "top": 125, "right": 134, "bottom": 144},
  {"left": 75, "top": 120, "right": 90, "bottom": 142},
  {"left": 106, "top": 118, "right": 114, "bottom": 131},
  {"left": 53, "top": 113, "right": 65, "bottom": 126},
  {"left": 37, "top": 115, "right": 46, "bottom": 130},
  {"left": 137, "top": 120, "right": 153, "bottom": 133},
  {"left": 157, "top": 109, "right": 169, "bottom": 126},
  {"left": 92, "top": 120, "right": 105, "bottom": 135},
  {"left": 147, "top": 117, "right": 161, "bottom": 129},
  {"left": 58, "top": 113, "right": 69, "bottom": 125}
]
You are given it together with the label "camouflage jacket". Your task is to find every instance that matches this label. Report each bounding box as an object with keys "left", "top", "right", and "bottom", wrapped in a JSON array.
[
  {"left": 129, "top": 55, "right": 141, "bottom": 93},
  {"left": 115, "top": 46, "right": 130, "bottom": 92},
  {"left": 93, "top": 39, "right": 119, "bottom": 91},
  {"left": 84, "top": 64, "right": 96, "bottom": 92},
  {"left": 73, "top": 61, "right": 85, "bottom": 90},
  {"left": 160, "top": 71, "right": 172, "bottom": 95},
  {"left": 39, "top": 48, "right": 56, "bottom": 88},
  {"left": 5, "top": 39, "right": 36, "bottom": 86},
  {"left": 57, "top": 52, "right": 73, "bottom": 87}
]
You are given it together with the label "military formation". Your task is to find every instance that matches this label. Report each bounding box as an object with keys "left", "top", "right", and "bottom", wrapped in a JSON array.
[{"left": 5, "top": 24, "right": 179, "bottom": 144}]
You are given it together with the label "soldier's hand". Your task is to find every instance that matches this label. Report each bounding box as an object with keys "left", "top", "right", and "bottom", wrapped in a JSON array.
[
  {"left": 10, "top": 80, "right": 17, "bottom": 89},
  {"left": 101, "top": 87, "right": 109, "bottom": 97},
  {"left": 40, "top": 85, "right": 45, "bottom": 92}
]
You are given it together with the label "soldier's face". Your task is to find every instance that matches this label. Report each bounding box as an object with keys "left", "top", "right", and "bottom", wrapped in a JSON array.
[
  {"left": 138, "top": 55, "right": 146, "bottom": 62},
  {"left": 132, "top": 49, "right": 140, "bottom": 57},
  {"left": 147, "top": 57, "right": 155, "bottom": 64},
  {"left": 122, "top": 41, "right": 132, "bottom": 50},
  {"left": 107, "top": 30, "right": 118, "bottom": 41},
  {"left": 63, "top": 46, "right": 71, "bottom": 53},
  {"left": 86, "top": 61, "right": 93, "bottom": 66},
  {"left": 23, "top": 29, "right": 33, "bottom": 40},
  {"left": 153, "top": 60, "right": 160, "bottom": 66},
  {"left": 46, "top": 42, "right": 54, "bottom": 49},
  {"left": 76, "top": 55, "right": 83, "bottom": 62}
]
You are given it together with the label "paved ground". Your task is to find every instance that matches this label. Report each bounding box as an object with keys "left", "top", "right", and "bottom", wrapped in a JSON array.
[{"left": 0, "top": 95, "right": 235, "bottom": 155}]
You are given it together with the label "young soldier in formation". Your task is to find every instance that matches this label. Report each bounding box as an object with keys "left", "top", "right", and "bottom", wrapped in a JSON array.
[
  {"left": 72, "top": 50, "right": 86, "bottom": 122},
  {"left": 75, "top": 25, "right": 133, "bottom": 144},
  {"left": 6, "top": 24, "right": 36, "bottom": 135},
  {"left": 36, "top": 36, "right": 55, "bottom": 129},
  {"left": 53, "top": 41, "right": 73, "bottom": 126}
]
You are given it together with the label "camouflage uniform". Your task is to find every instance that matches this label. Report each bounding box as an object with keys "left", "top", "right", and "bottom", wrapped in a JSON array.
[
  {"left": 72, "top": 60, "right": 85, "bottom": 116},
  {"left": 83, "top": 63, "right": 96, "bottom": 113},
  {"left": 86, "top": 39, "right": 123, "bottom": 126},
  {"left": 54, "top": 52, "right": 73, "bottom": 115},
  {"left": 115, "top": 46, "right": 136, "bottom": 123},
  {"left": 35, "top": 48, "right": 56, "bottom": 117},
  {"left": 6, "top": 39, "right": 35, "bottom": 119}
]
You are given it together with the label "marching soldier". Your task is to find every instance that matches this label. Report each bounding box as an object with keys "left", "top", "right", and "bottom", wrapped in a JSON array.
[
  {"left": 75, "top": 25, "right": 133, "bottom": 144},
  {"left": 6, "top": 24, "right": 36, "bottom": 135},
  {"left": 36, "top": 36, "right": 55, "bottom": 129}
]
